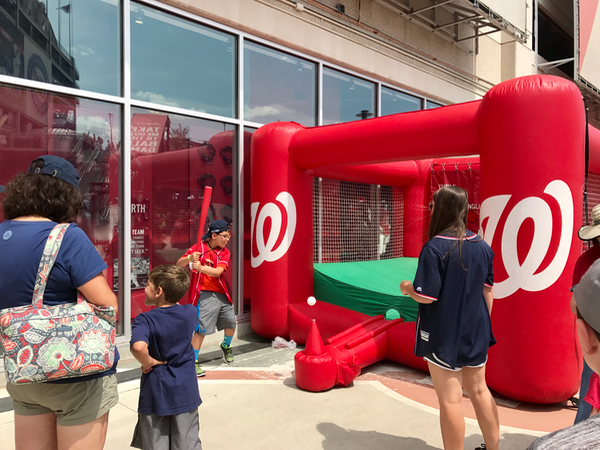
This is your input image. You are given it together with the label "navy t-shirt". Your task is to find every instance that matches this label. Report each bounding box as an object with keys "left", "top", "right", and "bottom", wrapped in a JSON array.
[
  {"left": 0, "top": 220, "right": 119, "bottom": 381},
  {"left": 413, "top": 231, "right": 495, "bottom": 369},
  {"left": 131, "top": 304, "right": 202, "bottom": 416}
]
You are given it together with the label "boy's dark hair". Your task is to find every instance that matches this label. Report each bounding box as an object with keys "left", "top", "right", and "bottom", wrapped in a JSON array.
[
  {"left": 2, "top": 161, "right": 85, "bottom": 222},
  {"left": 149, "top": 265, "right": 190, "bottom": 303}
]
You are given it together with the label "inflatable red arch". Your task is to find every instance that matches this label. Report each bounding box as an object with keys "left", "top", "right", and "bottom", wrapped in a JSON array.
[{"left": 250, "top": 75, "right": 600, "bottom": 404}]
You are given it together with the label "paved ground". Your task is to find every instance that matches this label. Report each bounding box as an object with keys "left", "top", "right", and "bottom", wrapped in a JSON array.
[{"left": 0, "top": 333, "right": 577, "bottom": 449}]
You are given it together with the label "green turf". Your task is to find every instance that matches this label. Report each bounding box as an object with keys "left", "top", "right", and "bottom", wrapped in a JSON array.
[{"left": 314, "top": 257, "right": 419, "bottom": 322}]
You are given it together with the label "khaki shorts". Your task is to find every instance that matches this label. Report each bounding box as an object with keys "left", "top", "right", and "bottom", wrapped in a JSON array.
[{"left": 7, "top": 374, "right": 119, "bottom": 426}]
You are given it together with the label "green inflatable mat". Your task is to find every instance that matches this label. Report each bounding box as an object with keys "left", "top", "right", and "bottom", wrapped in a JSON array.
[{"left": 314, "top": 257, "right": 419, "bottom": 322}]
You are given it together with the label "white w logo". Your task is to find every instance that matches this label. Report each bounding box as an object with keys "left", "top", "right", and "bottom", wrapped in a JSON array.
[
  {"left": 480, "top": 180, "right": 573, "bottom": 299},
  {"left": 251, "top": 192, "right": 297, "bottom": 268}
]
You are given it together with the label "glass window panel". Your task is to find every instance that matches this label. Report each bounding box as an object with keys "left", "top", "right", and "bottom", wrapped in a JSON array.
[
  {"left": 130, "top": 3, "right": 235, "bottom": 117},
  {"left": 426, "top": 100, "right": 443, "bottom": 109},
  {"left": 244, "top": 42, "right": 316, "bottom": 126},
  {"left": 242, "top": 126, "right": 256, "bottom": 314},
  {"left": 323, "top": 68, "right": 375, "bottom": 125},
  {"left": 381, "top": 87, "right": 422, "bottom": 116},
  {"left": 129, "top": 108, "right": 238, "bottom": 318},
  {"left": 0, "top": 0, "right": 120, "bottom": 95},
  {"left": 0, "top": 84, "right": 123, "bottom": 333}
]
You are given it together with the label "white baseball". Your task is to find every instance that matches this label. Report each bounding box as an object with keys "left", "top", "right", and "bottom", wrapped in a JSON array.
[{"left": 307, "top": 296, "right": 316, "bottom": 306}]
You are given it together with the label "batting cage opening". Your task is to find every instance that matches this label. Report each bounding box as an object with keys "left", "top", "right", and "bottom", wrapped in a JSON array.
[
  {"left": 311, "top": 177, "right": 416, "bottom": 321},
  {"left": 312, "top": 178, "right": 403, "bottom": 264}
]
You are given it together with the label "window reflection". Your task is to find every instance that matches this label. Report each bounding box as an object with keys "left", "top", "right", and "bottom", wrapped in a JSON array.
[
  {"left": 426, "top": 100, "right": 443, "bottom": 109},
  {"left": 381, "top": 87, "right": 422, "bottom": 116},
  {"left": 129, "top": 109, "right": 243, "bottom": 318},
  {"left": 323, "top": 68, "right": 375, "bottom": 125},
  {"left": 130, "top": 3, "right": 235, "bottom": 117},
  {"left": 0, "top": 0, "right": 120, "bottom": 95},
  {"left": 0, "top": 83, "right": 123, "bottom": 332},
  {"left": 244, "top": 42, "right": 316, "bottom": 126}
]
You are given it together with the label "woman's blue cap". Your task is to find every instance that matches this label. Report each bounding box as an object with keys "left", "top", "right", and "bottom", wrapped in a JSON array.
[{"left": 28, "top": 155, "right": 80, "bottom": 189}]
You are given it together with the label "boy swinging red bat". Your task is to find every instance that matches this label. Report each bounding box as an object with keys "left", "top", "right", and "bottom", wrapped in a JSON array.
[{"left": 176, "top": 187, "right": 235, "bottom": 377}]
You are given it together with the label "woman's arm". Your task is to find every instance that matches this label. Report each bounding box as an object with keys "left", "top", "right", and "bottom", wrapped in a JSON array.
[
  {"left": 131, "top": 341, "right": 166, "bottom": 373},
  {"left": 483, "top": 286, "right": 493, "bottom": 315},
  {"left": 400, "top": 280, "right": 434, "bottom": 304},
  {"left": 78, "top": 273, "right": 118, "bottom": 310}
]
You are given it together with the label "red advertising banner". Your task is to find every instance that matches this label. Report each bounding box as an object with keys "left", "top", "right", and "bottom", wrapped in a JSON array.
[
  {"left": 430, "top": 159, "right": 480, "bottom": 234},
  {"left": 131, "top": 114, "right": 169, "bottom": 154}
]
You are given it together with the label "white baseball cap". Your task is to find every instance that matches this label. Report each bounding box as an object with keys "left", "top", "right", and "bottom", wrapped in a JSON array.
[{"left": 578, "top": 204, "right": 600, "bottom": 241}]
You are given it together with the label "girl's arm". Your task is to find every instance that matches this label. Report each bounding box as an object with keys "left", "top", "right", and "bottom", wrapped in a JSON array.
[
  {"left": 483, "top": 286, "right": 494, "bottom": 315},
  {"left": 131, "top": 341, "right": 166, "bottom": 374},
  {"left": 400, "top": 280, "right": 434, "bottom": 304},
  {"left": 78, "top": 273, "right": 118, "bottom": 311}
]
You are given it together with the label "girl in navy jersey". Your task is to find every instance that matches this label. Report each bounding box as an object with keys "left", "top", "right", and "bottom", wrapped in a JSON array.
[{"left": 401, "top": 186, "right": 499, "bottom": 450}]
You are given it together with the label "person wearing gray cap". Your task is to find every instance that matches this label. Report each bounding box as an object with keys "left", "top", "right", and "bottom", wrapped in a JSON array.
[
  {"left": 572, "top": 204, "right": 600, "bottom": 424},
  {"left": 528, "top": 259, "right": 600, "bottom": 449}
]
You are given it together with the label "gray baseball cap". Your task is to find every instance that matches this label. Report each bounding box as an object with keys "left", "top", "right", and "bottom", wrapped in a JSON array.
[{"left": 573, "top": 258, "right": 600, "bottom": 333}]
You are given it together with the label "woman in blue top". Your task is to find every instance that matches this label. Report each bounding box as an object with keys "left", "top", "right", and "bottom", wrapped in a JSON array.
[
  {"left": 401, "top": 186, "right": 498, "bottom": 450},
  {"left": 0, "top": 155, "right": 119, "bottom": 450}
]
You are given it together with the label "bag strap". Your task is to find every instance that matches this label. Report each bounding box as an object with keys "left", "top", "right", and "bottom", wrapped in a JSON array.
[
  {"left": 584, "top": 96, "right": 590, "bottom": 226},
  {"left": 31, "top": 223, "right": 71, "bottom": 308}
]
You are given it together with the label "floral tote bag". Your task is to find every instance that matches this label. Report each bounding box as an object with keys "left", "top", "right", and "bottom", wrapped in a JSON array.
[{"left": 0, "top": 224, "right": 116, "bottom": 384}]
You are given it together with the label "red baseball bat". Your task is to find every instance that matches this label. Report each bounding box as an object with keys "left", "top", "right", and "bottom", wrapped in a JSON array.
[{"left": 189, "top": 186, "right": 213, "bottom": 305}]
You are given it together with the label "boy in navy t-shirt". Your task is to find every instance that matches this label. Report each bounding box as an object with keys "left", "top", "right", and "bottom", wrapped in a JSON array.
[{"left": 130, "top": 265, "right": 202, "bottom": 450}]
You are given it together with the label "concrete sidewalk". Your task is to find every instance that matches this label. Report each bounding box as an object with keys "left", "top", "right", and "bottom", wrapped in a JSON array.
[{"left": 0, "top": 333, "right": 575, "bottom": 449}]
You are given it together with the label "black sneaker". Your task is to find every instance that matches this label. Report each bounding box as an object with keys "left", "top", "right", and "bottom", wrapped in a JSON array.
[
  {"left": 220, "top": 342, "right": 234, "bottom": 364},
  {"left": 474, "top": 444, "right": 486, "bottom": 450}
]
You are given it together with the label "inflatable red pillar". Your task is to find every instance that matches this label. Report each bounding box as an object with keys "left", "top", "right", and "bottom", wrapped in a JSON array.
[
  {"left": 250, "top": 122, "right": 314, "bottom": 338},
  {"left": 479, "top": 75, "right": 584, "bottom": 403}
]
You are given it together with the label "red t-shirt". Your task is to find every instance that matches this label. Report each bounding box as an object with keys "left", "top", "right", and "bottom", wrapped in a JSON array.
[
  {"left": 183, "top": 242, "right": 230, "bottom": 300},
  {"left": 572, "top": 244, "right": 600, "bottom": 286}
]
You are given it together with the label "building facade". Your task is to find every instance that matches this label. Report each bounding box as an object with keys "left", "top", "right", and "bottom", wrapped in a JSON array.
[{"left": 0, "top": 0, "right": 596, "bottom": 346}]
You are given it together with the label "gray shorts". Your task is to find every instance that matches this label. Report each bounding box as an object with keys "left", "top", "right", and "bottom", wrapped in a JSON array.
[
  {"left": 131, "top": 409, "right": 203, "bottom": 450},
  {"left": 7, "top": 374, "right": 118, "bottom": 426},
  {"left": 197, "top": 291, "right": 236, "bottom": 335}
]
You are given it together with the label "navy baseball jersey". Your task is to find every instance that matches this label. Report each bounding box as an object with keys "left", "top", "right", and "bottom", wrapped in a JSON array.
[{"left": 413, "top": 231, "right": 495, "bottom": 369}]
